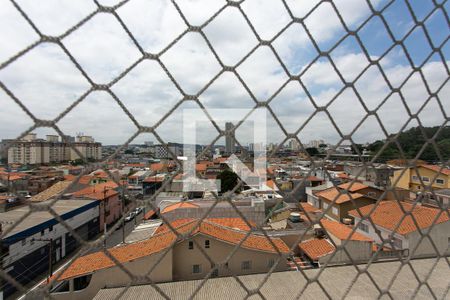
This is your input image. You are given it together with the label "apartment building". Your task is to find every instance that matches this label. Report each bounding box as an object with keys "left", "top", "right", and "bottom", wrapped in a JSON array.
[
  {"left": 4, "top": 134, "right": 102, "bottom": 165},
  {"left": 49, "top": 218, "right": 290, "bottom": 300}
]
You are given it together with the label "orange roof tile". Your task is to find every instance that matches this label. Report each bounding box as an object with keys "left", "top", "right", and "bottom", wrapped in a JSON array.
[
  {"left": 321, "top": 219, "right": 373, "bottom": 242},
  {"left": 205, "top": 218, "right": 255, "bottom": 231},
  {"left": 31, "top": 181, "right": 72, "bottom": 202},
  {"left": 195, "top": 163, "right": 208, "bottom": 172},
  {"left": 348, "top": 201, "right": 450, "bottom": 236},
  {"left": 72, "top": 181, "right": 119, "bottom": 200},
  {"left": 420, "top": 164, "right": 450, "bottom": 176},
  {"left": 57, "top": 218, "right": 289, "bottom": 281},
  {"left": 299, "top": 202, "right": 321, "bottom": 214},
  {"left": 338, "top": 182, "right": 368, "bottom": 192},
  {"left": 64, "top": 174, "right": 76, "bottom": 181},
  {"left": 315, "top": 187, "right": 365, "bottom": 204},
  {"left": 143, "top": 176, "right": 164, "bottom": 183},
  {"left": 299, "top": 238, "right": 335, "bottom": 261},
  {"left": 150, "top": 163, "right": 165, "bottom": 172},
  {"left": 161, "top": 202, "right": 199, "bottom": 213}
]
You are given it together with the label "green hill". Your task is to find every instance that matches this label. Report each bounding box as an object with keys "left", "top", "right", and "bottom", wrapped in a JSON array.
[{"left": 367, "top": 126, "right": 450, "bottom": 162}]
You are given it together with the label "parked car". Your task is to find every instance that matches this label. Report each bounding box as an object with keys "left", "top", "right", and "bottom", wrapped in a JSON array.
[
  {"left": 134, "top": 207, "right": 143, "bottom": 215},
  {"left": 125, "top": 211, "right": 136, "bottom": 222}
]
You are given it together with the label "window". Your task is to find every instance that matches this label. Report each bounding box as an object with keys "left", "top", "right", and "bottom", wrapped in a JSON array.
[
  {"left": 49, "top": 225, "right": 53, "bottom": 232},
  {"left": 41, "top": 229, "right": 45, "bottom": 236},
  {"left": 205, "top": 240, "right": 210, "bottom": 249},
  {"left": 192, "top": 264, "right": 201, "bottom": 274},
  {"left": 241, "top": 260, "right": 251, "bottom": 270},
  {"left": 422, "top": 176, "right": 430, "bottom": 182},
  {"left": 332, "top": 206, "right": 339, "bottom": 216},
  {"left": 412, "top": 175, "right": 419, "bottom": 181},
  {"left": 74, "top": 274, "right": 92, "bottom": 291},
  {"left": 188, "top": 241, "right": 194, "bottom": 250},
  {"left": 392, "top": 237, "right": 402, "bottom": 249},
  {"left": 358, "top": 222, "right": 369, "bottom": 233},
  {"left": 268, "top": 258, "right": 275, "bottom": 268},
  {"left": 323, "top": 202, "right": 329, "bottom": 210},
  {"left": 436, "top": 179, "right": 444, "bottom": 185}
]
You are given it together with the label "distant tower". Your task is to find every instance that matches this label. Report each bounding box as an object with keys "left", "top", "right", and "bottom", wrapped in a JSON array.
[{"left": 225, "top": 122, "right": 236, "bottom": 155}]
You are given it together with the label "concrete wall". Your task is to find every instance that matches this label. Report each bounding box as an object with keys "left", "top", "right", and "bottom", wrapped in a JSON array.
[
  {"left": 172, "top": 235, "right": 288, "bottom": 281},
  {"left": 407, "top": 221, "right": 450, "bottom": 258}
]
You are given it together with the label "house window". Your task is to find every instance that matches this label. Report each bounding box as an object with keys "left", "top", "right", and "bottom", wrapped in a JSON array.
[
  {"left": 192, "top": 264, "right": 201, "bottom": 274},
  {"left": 332, "top": 206, "right": 339, "bottom": 216},
  {"left": 436, "top": 179, "right": 444, "bottom": 185},
  {"left": 392, "top": 237, "right": 402, "bottom": 249},
  {"left": 412, "top": 175, "right": 418, "bottom": 181},
  {"left": 188, "top": 241, "right": 194, "bottom": 250},
  {"left": 205, "top": 240, "right": 210, "bottom": 249},
  {"left": 422, "top": 177, "right": 430, "bottom": 182},
  {"left": 241, "top": 260, "right": 251, "bottom": 270},
  {"left": 323, "top": 202, "right": 329, "bottom": 210},
  {"left": 358, "top": 222, "right": 369, "bottom": 233},
  {"left": 41, "top": 229, "right": 45, "bottom": 236},
  {"left": 74, "top": 274, "right": 92, "bottom": 291},
  {"left": 268, "top": 258, "right": 275, "bottom": 268},
  {"left": 49, "top": 225, "right": 53, "bottom": 232}
]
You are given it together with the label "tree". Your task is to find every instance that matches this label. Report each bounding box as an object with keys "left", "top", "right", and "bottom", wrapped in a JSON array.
[
  {"left": 217, "top": 169, "right": 238, "bottom": 194},
  {"left": 124, "top": 149, "right": 134, "bottom": 155},
  {"left": 305, "top": 147, "right": 319, "bottom": 157}
]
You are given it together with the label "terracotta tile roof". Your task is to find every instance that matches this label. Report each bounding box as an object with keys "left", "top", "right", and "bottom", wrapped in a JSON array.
[
  {"left": 321, "top": 219, "right": 373, "bottom": 242},
  {"left": 298, "top": 238, "right": 335, "bottom": 261},
  {"left": 420, "top": 164, "right": 450, "bottom": 176},
  {"left": 84, "top": 189, "right": 119, "bottom": 201},
  {"left": 78, "top": 175, "right": 94, "bottom": 185},
  {"left": 195, "top": 163, "right": 208, "bottom": 172},
  {"left": 205, "top": 218, "right": 255, "bottom": 230},
  {"left": 154, "top": 218, "right": 196, "bottom": 234},
  {"left": 150, "top": 163, "right": 164, "bottom": 172},
  {"left": 30, "top": 181, "right": 72, "bottom": 202},
  {"left": 64, "top": 174, "right": 76, "bottom": 181},
  {"left": 315, "top": 187, "right": 365, "bottom": 204},
  {"left": 338, "top": 182, "right": 368, "bottom": 192},
  {"left": 72, "top": 181, "right": 119, "bottom": 200},
  {"left": 348, "top": 201, "right": 450, "bottom": 236},
  {"left": 266, "top": 179, "right": 276, "bottom": 189},
  {"left": 306, "top": 176, "right": 323, "bottom": 182},
  {"left": 337, "top": 173, "right": 350, "bottom": 179},
  {"left": 299, "top": 202, "right": 321, "bottom": 214},
  {"left": 143, "top": 209, "right": 157, "bottom": 220},
  {"left": 57, "top": 218, "right": 289, "bottom": 281},
  {"left": 161, "top": 202, "right": 199, "bottom": 213},
  {"left": 57, "top": 230, "right": 176, "bottom": 281}
]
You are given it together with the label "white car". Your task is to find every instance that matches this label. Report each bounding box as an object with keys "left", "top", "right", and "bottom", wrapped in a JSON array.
[{"left": 124, "top": 212, "right": 136, "bottom": 222}]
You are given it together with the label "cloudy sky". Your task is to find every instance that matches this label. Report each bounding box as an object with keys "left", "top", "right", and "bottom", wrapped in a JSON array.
[{"left": 0, "top": 0, "right": 448, "bottom": 147}]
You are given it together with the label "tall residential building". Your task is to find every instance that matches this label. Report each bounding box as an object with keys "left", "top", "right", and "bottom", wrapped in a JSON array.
[
  {"left": 225, "top": 122, "right": 236, "bottom": 155},
  {"left": 5, "top": 134, "right": 102, "bottom": 165}
]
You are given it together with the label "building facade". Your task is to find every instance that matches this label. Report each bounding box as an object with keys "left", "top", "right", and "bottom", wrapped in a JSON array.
[{"left": 5, "top": 134, "right": 102, "bottom": 165}]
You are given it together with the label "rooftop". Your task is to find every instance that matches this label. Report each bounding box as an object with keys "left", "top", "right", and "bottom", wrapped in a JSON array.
[
  {"left": 349, "top": 201, "right": 450, "bottom": 235},
  {"left": 0, "top": 199, "right": 97, "bottom": 240},
  {"left": 321, "top": 218, "right": 373, "bottom": 242},
  {"left": 338, "top": 182, "right": 369, "bottom": 192},
  {"left": 91, "top": 258, "right": 449, "bottom": 300},
  {"left": 57, "top": 218, "right": 289, "bottom": 281},
  {"left": 298, "top": 238, "right": 335, "bottom": 261},
  {"left": 315, "top": 187, "right": 365, "bottom": 204}
]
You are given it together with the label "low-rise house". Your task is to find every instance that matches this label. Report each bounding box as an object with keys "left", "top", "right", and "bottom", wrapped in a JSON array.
[
  {"left": 0, "top": 199, "right": 99, "bottom": 298},
  {"left": 391, "top": 164, "right": 450, "bottom": 192},
  {"left": 298, "top": 218, "right": 373, "bottom": 266},
  {"left": 314, "top": 187, "right": 377, "bottom": 222},
  {"left": 424, "top": 188, "right": 450, "bottom": 208},
  {"left": 49, "top": 218, "right": 290, "bottom": 300},
  {"left": 349, "top": 201, "right": 450, "bottom": 258},
  {"left": 72, "top": 182, "right": 122, "bottom": 229}
]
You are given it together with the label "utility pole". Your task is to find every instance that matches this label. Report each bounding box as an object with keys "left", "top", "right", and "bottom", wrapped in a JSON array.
[
  {"left": 32, "top": 238, "right": 53, "bottom": 283},
  {"left": 103, "top": 187, "right": 107, "bottom": 248}
]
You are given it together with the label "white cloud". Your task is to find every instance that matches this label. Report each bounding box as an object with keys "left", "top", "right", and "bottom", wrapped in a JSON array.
[{"left": 0, "top": 0, "right": 447, "bottom": 147}]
